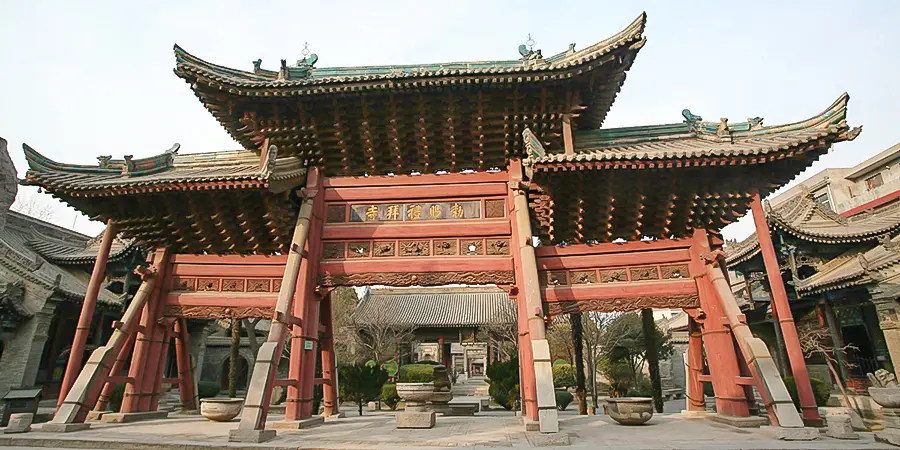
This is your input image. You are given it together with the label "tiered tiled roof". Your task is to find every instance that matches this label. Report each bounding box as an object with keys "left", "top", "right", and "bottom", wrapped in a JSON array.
[
  {"left": 22, "top": 143, "right": 306, "bottom": 255},
  {"left": 794, "top": 234, "right": 900, "bottom": 294},
  {"left": 352, "top": 288, "right": 516, "bottom": 328},
  {"left": 0, "top": 211, "right": 122, "bottom": 306},
  {"left": 172, "top": 14, "right": 648, "bottom": 172},
  {"left": 725, "top": 190, "right": 900, "bottom": 266},
  {"left": 526, "top": 94, "right": 860, "bottom": 245},
  {"left": 26, "top": 227, "right": 138, "bottom": 265}
]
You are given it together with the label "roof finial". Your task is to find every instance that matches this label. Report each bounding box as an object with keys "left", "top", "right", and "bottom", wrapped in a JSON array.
[
  {"left": 301, "top": 42, "right": 310, "bottom": 59},
  {"left": 518, "top": 34, "right": 542, "bottom": 61},
  {"left": 298, "top": 42, "right": 318, "bottom": 68},
  {"left": 526, "top": 33, "right": 535, "bottom": 52}
]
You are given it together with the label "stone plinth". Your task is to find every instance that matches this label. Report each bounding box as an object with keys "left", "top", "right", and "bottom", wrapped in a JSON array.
[
  {"left": 100, "top": 411, "right": 168, "bottom": 423},
  {"left": 709, "top": 413, "right": 767, "bottom": 428},
  {"left": 431, "top": 403, "right": 477, "bottom": 416},
  {"left": 397, "top": 409, "right": 436, "bottom": 429},
  {"left": 228, "top": 428, "right": 276, "bottom": 443},
  {"left": 271, "top": 416, "right": 324, "bottom": 429},
  {"left": 773, "top": 427, "right": 819, "bottom": 441},
  {"left": 39, "top": 422, "right": 91, "bottom": 433},
  {"left": 825, "top": 414, "right": 858, "bottom": 440},
  {"left": 4, "top": 413, "right": 33, "bottom": 433}
]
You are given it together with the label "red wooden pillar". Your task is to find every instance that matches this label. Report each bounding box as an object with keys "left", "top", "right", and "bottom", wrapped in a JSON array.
[
  {"left": 174, "top": 318, "right": 198, "bottom": 411},
  {"left": 692, "top": 229, "right": 749, "bottom": 417},
  {"left": 149, "top": 319, "right": 176, "bottom": 411},
  {"left": 515, "top": 292, "right": 537, "bottom": 420},
  {"left": 319, "top": 293, "right": 338, "bottom": 417},
  {"left": 95, "top": 331, "right": 136, "bottom": 411},
  {"left": 122, "top": 250, "right": 170, "bottom": 413},
  {"left": 750, "top": 191, "right": 821, "bottom": 425},
  {"left": 686, "top": 316, "right": 705, "bottom": 412},
  {"left": 286, "top": 174, "right": 325, "bottom": 421},
  {"left": 57, "top": 220, "right": 117, "bottom": 409}
]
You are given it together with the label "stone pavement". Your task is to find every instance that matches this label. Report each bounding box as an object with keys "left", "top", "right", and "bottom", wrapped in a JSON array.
[{"left": 0, "top": 409, "right": 892, "bottom": 449}]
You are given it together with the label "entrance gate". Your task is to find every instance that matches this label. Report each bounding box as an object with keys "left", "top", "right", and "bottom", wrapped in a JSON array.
[{"left": 47, "top": 158, "right": 805, "bottom": 441}]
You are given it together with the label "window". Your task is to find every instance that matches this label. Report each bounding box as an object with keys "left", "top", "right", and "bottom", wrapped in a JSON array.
[
  {"left": 866, "top": 173, "right": 884, "bottom": 191},
  {"left": 813, "top": 192, "right": 832, "bottom": 211}
]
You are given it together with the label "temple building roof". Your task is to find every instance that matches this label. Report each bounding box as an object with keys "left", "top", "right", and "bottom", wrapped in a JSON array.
[
  {"left": 352, "top": 288, "right": 516, "bottom": 328},
  {"left": 172, "top": 14, "right": 648, "bottom": 169},
  {"left": 725, "top": 189, "right": 900, "bottom": 266},
  {"left": 1, "top": 211, "right": 123, "bottom": 307},
  {"left": 26, "top": 227, "right": 139, "bottom": 265},
  {"left": 793, "top": 234, "right": 900, "bottom": 295}
]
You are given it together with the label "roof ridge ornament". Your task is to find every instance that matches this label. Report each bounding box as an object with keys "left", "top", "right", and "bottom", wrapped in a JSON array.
[
  {"left": 518, "top": 34, "right": 543, "bottom": 64},
  {"left": 681, "top": 109, "right": 703, "bottom": 132}
]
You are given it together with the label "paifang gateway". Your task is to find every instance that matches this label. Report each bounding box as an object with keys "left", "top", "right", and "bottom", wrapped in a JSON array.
[{"left": 26, "top": 13, "right": 859, "bottom": 440}]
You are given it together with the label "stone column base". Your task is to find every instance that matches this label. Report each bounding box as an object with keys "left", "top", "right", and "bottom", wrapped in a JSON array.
[
  {"left": 876, "top": 429, "right": 900, "bottom": 446},
  {"left": 324, "top": 412, "right": 346, "bottom": 421},
  {"left": 680, "top": 410, "right": 708, "bottom": 418},
  {"left": 228, "top": 428, "right": 277, "bottom": 443},
  {"left": 85, "top": 410, "right": 110, "bottom": 422},
  {"left": 39, "top": 423, "right": 91, "bottom": 433},
  {"left": 396, "top": 411, "right": 435, "bottom": 429},
  {"left": 773, "top": 427, "right": 819, "bottom": 441},
  {"left": 525, "top": 431, "right": 570, "bottom": 446},
  {"left": 270, "top": 416, "right": 325, "bottom": 429},
  {"left": 100, "top": 411, "right": 168, "bottom": 423},
  {"left": 709, "top": 413, "right": 768, "bottom": 428}
]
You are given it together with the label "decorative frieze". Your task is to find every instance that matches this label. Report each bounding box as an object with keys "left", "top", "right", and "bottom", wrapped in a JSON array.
[
  {"left": 661, "top": 264, "right": 689, "bottom": 279},
  {"left": 545, "top": 294, "right": 700, "bottom": 316},
  {"left": 323, "top": 242, "right": 346, "bottom": 260},
  {"left": 486, "top": 239, "right": 510, "bottom": 255},
  {"left": 319, "top": 270, "right": 515, "bottom": 287},
  {"left": 347, "top": 242, "right": 371, "bottom": 258},
  {"left": 163, "top": 305, "right": 274, "bottom": 319},
  {"left": 434, "top": 240, "right": 458, "bottom": 256},
  {"left": 373, "top": 241, "right": 396, "bottom": 257},
  {"left": 485, "top": 199, "right": 506, "bottom": 218},
  {"left": 170, "top": 277, "right": 281, "bottom": 293},
  {"left": 629, "top": 266, "right": 659, "bottom": 281}
]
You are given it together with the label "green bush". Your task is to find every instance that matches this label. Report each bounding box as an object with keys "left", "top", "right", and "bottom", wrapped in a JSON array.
[
  {"left": 555, "top": 390, "right": 574, "bottom": 411},
  {"left": 340, "top": 363, "right": 389, "bottom": 416},
  {"left": 398, "top": 364, "right": 435, "bottom": 383},
  {"left": 553, "top": 359, "right": 569, "bottom": 367},
  {"left": 109, "top": 383, "right": 126, "bottom": 412},
  {"left": 487, "top": 357, "right": 519, "bottom": 411},
  {"left": 381, "top": 384, "right": 400, "bottom": 410},
  {"left": 630, "top": 374, "right": 653, "bottom": 397},
  {"left": 198, "top": 381, "right": 221, "bottom": 399},
  {"left": 783, "top": 376, "right": 831, "bottom": 408},
  {"left": 552, "top": 364, "right": 577, "bottom": 389},
  {"left": 703, "top": 382, "right": 714, "bottom": 398}
]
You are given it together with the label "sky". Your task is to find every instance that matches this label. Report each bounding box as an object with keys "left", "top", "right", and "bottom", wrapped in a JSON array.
[{"left": 1, "top": 1, "right": 897, "bottom": 239}]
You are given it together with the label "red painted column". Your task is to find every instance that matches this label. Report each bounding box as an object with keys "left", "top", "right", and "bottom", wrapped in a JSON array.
[
  {"left": 750, "top": 191, "right": 821, "bottom": 424},
  {"left": 686, "top": 316, "right": 705, "bottom": 412},
  {"left": 319, "top": 293, "right": 338, "bottom": 417},
  {"left": 692, "top": 229, "right": 749, "bottom": 417},
  {"left": 57, "top": 220, "right": 117, "bottom": 409},
  {"left": 515, "top": 293, "right": 537, "bottom": 420},
  {"left": 174, "top": 318, "right": 198, "bottom": 411},
  {"left": 286, "top": 177, "right": 325, "bottom": 421},
  {"left": 149, "top": 319, "right": 176, "bottom": 411},
  {"left": 95, "top": 331, "right": 137, "bottom": 411},
  {"left": 123, "top": 251, "right": 169, "bottom": 413}
]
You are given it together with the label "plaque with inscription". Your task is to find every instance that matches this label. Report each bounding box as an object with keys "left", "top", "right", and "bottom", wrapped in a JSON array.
[{"left": 349, "top": 201, "right": 482, "bottom": 222}]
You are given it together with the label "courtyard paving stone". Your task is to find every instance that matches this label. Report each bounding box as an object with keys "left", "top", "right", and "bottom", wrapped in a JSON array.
[{"left": 0, "top": 409, "right": 893, "bottom": 449}]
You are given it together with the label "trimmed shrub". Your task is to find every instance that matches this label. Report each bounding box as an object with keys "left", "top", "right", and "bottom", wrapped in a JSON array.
[
  {"left": 198, "top": 381, "right": 221, "bottom": 399},
  {"left": 783, "top": 376, "right": 831, "bottom": 408},
  {"left": 487, "top": 357, "right": 519, "bottom": 411},
  {"left": 553, "top": 359, "right": 569, "bottom": 367},
  {"left": 398, "top": 364, "right": 435, "bottom": 383},
  {"left": 630, "top": 374, "right": 653, "bottom": 397},
  {"left": 552, "top": 364, "right": 577, "bottom": 389},
  {"left": 340, "top": 363, "right": 389, "bottom": 416},
  {"left": 555, "top": 390, "right": 574, "bottom": 411},
  {"left": 381, "top": 384, "right": 400, "bottom": 410}
]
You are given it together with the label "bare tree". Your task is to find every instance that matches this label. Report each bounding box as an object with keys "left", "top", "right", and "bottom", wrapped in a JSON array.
[
  {"left": 11, "top": 189, "right": 56, "bottom": 221},
  {"left": 242, "top": 318, "right": 263, "bottom": 359},
  {"left": 797, "top": 322, "right": 860, "bottom": 416},
  {"left": 581, "top": 311, "right": 626, "bottom": 409},
  {"left": 350, "top": 305, "right": 416, "bottom": 364},
  {"left": 480, "top": 315, "right": 519, "bottom": 361}
]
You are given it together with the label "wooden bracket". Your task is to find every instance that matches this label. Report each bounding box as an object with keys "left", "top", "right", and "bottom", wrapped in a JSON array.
[
  {"left": 275, "top": 311, "right": 302, "bottom": 328},
  {"left": 134, "top": 265, "right": 159, "bottom": 281},
  {"left": 683, "top": 307, "right": 706, "bottom": 323}
]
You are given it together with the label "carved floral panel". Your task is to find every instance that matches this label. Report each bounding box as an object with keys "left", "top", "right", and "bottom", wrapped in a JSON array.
[
  {"left": 461, "top": 239, "right": 484, "bottom": 256},
  {"left": 373, "top": 241, "right": 396, "bottom": 257},
  {"left": 222, "top": 278, "right": 246, "bottom": 292},
  {"left": 571, "top": 270, "right": 598, "bottom": 285},
  {"left": 486, "top": 239, "right": 510, "bottom": 255},
  {"left": 434, "top": 240, "right": 458, "bottom": 256},
  {"left": 197, "top": 278, "right": 220, "bottom": 291},
  {"left": 172, "top": 277, "right": 196, "bottom": 291},
  {"left": 400, "top": 240, "right": 431, "bottom": 257},
  {"left": 661, "top": 264, "right": 689, "bottom": 279},
  {"left": 599, "top": 269, "right": 627, "bottom": 283},
  {"left": 347, "top": 242, "right": 371, "bottom": 258},
  {"left": 326, "top": 204, "right": 347, "bottom": 223},
  {"left": 323, "top": 242, "right": 346, "bottom": 260},
  {"left": 247, "top": 279, "right": 272, "bottom": 293},
  {"left": 485, "top": 199, "right": 506, "bottom": 218},
  {"left": 629, "top": 266, "right": 659, "bottom": 281}
]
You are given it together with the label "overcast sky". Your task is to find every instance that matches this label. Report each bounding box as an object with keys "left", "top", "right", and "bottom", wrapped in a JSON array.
[{"left": 1, "top": 1, "right": 897, "bottom": 239}]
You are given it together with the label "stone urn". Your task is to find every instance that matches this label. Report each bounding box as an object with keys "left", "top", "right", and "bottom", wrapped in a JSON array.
[
  {"left": 396, "top": 383, "right": 436, "bottom": 429},
  {"left": 200, "top": 398, "right": 244, "bottom": 422},
  {"left": 606, "top": 397, "right": 654, "bottom": 425},
  {"left": 397, "top": 383, "right": 435, "bottom": 406},
  {"left": 867, "top": 369, "right": 900, "bottom": 446}
]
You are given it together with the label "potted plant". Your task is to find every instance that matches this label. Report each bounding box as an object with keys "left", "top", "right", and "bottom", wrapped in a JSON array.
[{"left": 396, "top": 364, "right": 436, "bottom": 406}]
